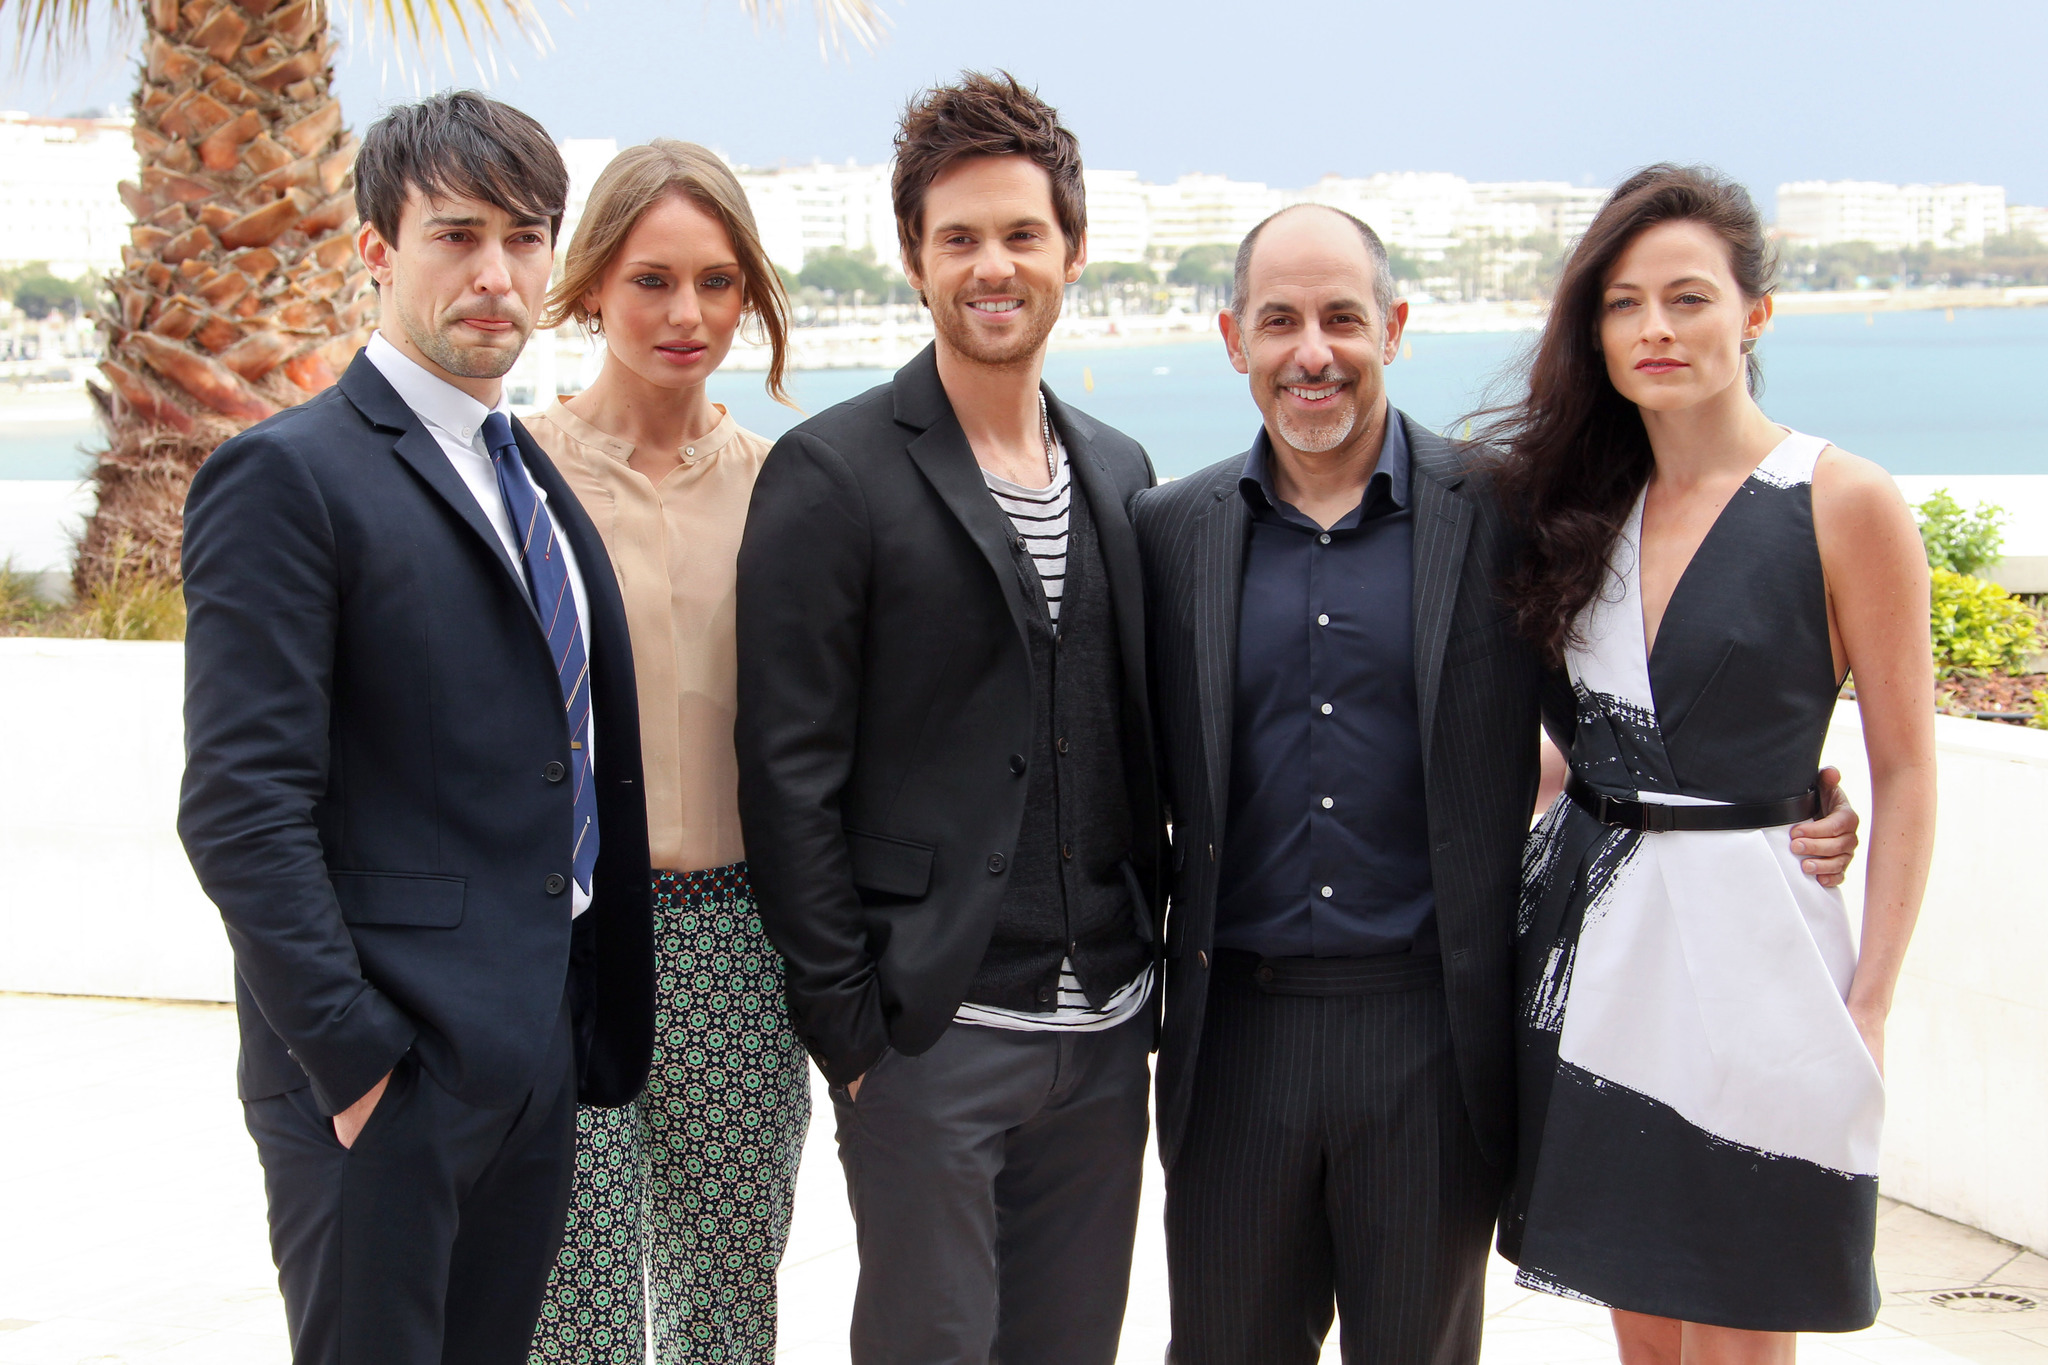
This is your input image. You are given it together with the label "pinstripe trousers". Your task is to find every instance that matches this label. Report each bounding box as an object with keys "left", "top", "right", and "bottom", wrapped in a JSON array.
[{"left": 1163, "top": 954, "right": 1503, "bottom": 1365}]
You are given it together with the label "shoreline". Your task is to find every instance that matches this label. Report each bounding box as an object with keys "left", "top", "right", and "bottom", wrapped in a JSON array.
[
  {"left": 3, "top": 288, "right": 2038, "bottom": 397},
  {"left": 716, "top": 285, "right": 2046, "bottom": 371}
]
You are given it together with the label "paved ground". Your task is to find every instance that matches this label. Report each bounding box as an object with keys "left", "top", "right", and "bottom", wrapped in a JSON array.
[{"left": 4, "top": 993, "right": 2046, "bottom": 1365}]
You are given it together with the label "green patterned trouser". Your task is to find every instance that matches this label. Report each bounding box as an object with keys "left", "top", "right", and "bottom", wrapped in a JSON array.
[{"left": 529, "top": 863, "right": 810, "bottom": 1364}]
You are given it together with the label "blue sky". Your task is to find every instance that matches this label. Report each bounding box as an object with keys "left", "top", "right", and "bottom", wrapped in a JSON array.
[{"left": 8, "top": 0, "right": 2045, "bottom": 207}]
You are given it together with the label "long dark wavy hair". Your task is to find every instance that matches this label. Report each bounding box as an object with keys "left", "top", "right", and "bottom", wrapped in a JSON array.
[{"left": 1484, "top": 164, "right": 1778, "bottom": 664}]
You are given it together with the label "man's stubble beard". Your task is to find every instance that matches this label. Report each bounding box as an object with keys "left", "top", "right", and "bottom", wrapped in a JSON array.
[
  {"left": 930, "top": 281, "right": 1064, "bottom": 368},
  {"left": 1274, "top": 402, "right": 1358, "bottom": 454},
  {"left": 395, "top": 291, "right": 532, "bottom": 381}
]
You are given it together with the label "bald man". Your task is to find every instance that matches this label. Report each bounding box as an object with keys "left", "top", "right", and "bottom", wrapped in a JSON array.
[{"left": 1129, "top": 204, "right": 1862, "bottom": 1364}]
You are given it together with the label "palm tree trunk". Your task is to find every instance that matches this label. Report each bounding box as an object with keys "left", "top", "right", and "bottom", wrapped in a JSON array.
[{"left": 81, "top": 0, "right": 373, "bottom": 594}]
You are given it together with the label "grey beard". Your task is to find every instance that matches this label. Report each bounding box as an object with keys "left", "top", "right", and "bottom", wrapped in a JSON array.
[{"left": 1275, "top": 404, "right": 1356, "bottom": 454}]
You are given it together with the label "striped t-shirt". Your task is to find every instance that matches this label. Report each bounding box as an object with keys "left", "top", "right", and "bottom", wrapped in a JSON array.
[
  {"left": 958, "top": 432, "right": 1154, "bottom": 1034},
  {"left": 980, "top": 436, "right": 1071, "bottom": 628}
]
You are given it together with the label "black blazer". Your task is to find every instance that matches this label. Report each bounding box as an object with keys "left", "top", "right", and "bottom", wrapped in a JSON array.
[
  {"left": 179, "top": 353, "right": 653, "bottom": 1118},
  {"left": 1132, "top": 412, "right": 1547, "bottom": 1171},
  {"left": 735, "top": 345, "right": 1161, "bottom": 1087}
]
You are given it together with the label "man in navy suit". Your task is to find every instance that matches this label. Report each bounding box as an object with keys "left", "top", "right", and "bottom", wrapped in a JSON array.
[{"left": 178, "top": 92, "right": 652, "bottom": 1364}]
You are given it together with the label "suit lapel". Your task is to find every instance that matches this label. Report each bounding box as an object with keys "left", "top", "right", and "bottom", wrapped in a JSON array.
[
  {"left": 903, "top": 409, "right": 1039, "bottom": 652},
  {"left": 389, "top": 424, "right": 528, "bottom": 594},
  {"left": 1407, "top": 416, "right": 1474, "bottom": 777},
  {"left": 1194, "top": 461, "right": 1250, "bottom": 833},
  {"left": 1052, "top": 395, "right": 1149, "bottom": 718},
  {"left": 340, "top": 352, "right": 528, "bottom": 596}
]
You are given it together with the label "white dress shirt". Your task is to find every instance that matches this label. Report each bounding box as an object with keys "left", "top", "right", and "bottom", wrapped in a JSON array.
[{"left": 365, "top": 331, "right": 599, "bottom": 916}]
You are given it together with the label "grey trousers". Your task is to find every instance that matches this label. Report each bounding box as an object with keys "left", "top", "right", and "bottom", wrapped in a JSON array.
[
  {"left": 828, "top": 1013, "right": 1152, "bottom": 1365},
  {"left": 1164, "top": 954, "right": 1503, "bottom": 1365}
]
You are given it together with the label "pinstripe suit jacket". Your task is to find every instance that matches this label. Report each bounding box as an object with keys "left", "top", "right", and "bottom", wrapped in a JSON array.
[{"left": 1132, "top": 409, "right": 1544, "bottom": 1172}]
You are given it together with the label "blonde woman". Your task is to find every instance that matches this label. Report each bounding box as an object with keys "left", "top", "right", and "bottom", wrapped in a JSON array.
[{"left": 524, "top": 140, "right": 805, "bottom": 1365}]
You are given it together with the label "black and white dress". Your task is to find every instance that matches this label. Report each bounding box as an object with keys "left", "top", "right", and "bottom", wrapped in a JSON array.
[{"left": 1501, "top": 430, "right": 1884, "bottom": 1333}]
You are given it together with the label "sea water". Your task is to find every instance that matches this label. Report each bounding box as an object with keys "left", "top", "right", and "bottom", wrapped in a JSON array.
[{"left": 3, "top": 306, "right": 2043, "bottom": 482}]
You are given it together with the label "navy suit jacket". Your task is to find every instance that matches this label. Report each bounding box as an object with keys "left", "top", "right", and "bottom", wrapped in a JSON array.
[{"left": 179, "top": 352, "right": 653, "bottom": 1117}]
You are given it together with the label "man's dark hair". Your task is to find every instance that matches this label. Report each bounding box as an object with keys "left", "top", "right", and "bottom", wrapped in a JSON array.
[
  {"left": 892, "top": 71, "right": 1086, "bottom": 267},
  {"left": 1232, "top": 203, "right": 1397, "bottom": 325},
  {"left": 354, "top": 90, "right": 568, "bottom": 247}
]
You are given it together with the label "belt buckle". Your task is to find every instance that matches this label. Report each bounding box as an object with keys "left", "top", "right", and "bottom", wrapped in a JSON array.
[{"left": 1641, "top": 802, "right": 1675, "bottom": 834}]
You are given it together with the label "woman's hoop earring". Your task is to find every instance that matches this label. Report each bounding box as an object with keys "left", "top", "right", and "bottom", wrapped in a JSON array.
[{"left": 587, "top": 312, "right": 603, "bottom": 338}]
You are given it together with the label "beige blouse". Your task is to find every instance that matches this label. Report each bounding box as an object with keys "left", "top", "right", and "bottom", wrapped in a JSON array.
[{"left": 526, "top": 399, "right": 772, "bottom": 874}]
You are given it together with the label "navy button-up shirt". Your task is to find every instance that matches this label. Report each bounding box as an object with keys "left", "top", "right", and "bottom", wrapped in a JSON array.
[{"left": 1215, "top": 410, "right": 1437, "bottom": 959}]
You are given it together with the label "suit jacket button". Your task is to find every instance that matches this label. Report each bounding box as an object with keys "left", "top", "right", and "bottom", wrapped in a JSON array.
[
  {"left": 1197, "top": 950, "right": 1209, "bottom": 969},
  {"left": 1037, "top": 985, "right": 1052, "bottom": 1003},
  {"left": 544, "top": 761, "right": 566, "bottom": 782},
  {"left": 1009, "top": 753, "right": 1026, "bottom": 776},
  {"left": 987, "top": 853, "right": 1007, "bottom": 874},
  {"left": 545, "top": 873, "right": 567, "bottom": 895}
]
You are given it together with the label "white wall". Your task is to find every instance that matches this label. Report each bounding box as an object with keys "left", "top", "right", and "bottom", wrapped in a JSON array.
[
  {"left": 1821, "top": 703, "right": 2048, "bottom": 1255},
  {"left": 0, "top": 639, "right": 231, "bottom": 1002}
]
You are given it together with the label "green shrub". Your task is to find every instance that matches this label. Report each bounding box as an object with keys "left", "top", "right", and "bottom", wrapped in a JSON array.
[
  {"left": 2032, "top": 690, "right": 2047, "bottom": 731},
  {"left": 1931, "top": 566, "right": 2039, "bottom": 675},
  {"left": 1915, "top": 489, "right": 2008, "bottom": 576},
  {"left": 0, "top": 557, "right": 57, "bottom": 629},
  {"left": 69, "top": 534, "right": 185, "bottom": 641}
]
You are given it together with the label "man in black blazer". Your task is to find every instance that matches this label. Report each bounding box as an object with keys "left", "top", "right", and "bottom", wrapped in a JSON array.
[
  {"left": 1131, "top": 205, "right": 1861, "bottom": 1364},
  {"left": 736, "top": 74, "right": 1160, "bottom": 1365},
  {"left": 178, "top": 93, "right": 651, "bottom": 1364}
]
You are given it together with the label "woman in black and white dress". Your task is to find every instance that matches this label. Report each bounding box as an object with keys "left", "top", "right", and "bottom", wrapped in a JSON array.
[{"left": 1491, "top": 165, "right": 1937, "bottom": 1363}]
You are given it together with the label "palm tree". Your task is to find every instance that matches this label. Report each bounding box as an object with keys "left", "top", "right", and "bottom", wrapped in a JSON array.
[{"left": 3, "top": 0, "right": 881, "bottom": 598}]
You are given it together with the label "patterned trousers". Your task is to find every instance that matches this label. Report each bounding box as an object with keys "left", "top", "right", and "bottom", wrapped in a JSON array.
[{"left": 529, "top": 863, "right": 811, "bottom": 1364}]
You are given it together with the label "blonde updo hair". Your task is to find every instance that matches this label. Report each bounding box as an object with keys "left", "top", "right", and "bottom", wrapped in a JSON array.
[{"left": 543, "top": 139, "right": 794, "bottom": 406}]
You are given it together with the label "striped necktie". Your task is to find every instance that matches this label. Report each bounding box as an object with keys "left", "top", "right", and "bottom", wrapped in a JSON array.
[{"left": 481, "top": 411, "right": 599, "bottom": 897}]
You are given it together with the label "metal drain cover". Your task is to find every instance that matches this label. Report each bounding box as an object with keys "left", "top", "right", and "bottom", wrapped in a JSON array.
[{"left": 1928, "top": 1290, "right": 2039, "bottom": 1313}]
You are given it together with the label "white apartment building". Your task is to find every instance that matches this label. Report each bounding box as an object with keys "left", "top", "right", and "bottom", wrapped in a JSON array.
[
  {"left": 2005, "top": 204, "right": 2047, "bottom": 242},
  {"left": 1082, "top": 168, "right": 1149, "bottom": 264},
  {"left": 735, "top": 160, "right": 897, "bottom": 275},
  {"left": 1775, "top": 180, "right": 2009, "bottom": 250},
  {"left": 1294, "top": 173, "right": 1607, "bottom": 262},
  {"left": 0, "top": 112, "right": 137, "bottom": 280},
  {"left": 1143, "top": 174, "right": 1284, "bottom": 257}
]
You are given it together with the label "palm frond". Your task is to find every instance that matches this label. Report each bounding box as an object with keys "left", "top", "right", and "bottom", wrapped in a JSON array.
[
  {"left": 348, "top": 0, "right": 554, "bottom": 85},
  {"left": 3, "top": 0, "right": 138, "bottom": 68},
  {"left": 746, "top": 0, "right": 889, "bottom": 57}
]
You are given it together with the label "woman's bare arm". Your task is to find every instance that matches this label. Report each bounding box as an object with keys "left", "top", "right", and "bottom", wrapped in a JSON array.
[{"left": 1813, "top": 446, "right": 1937, "bottom": 1074}]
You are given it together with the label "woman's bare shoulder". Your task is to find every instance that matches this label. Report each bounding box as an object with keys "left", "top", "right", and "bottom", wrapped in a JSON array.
[{"left": 1812, "top": 443, "right": 1909, "bottom": 521}]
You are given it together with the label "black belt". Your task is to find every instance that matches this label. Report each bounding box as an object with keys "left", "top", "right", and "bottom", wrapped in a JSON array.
[
  {"left": 1566, "top": 774, "right": 1819, "bottom": 833},
  {"left": 1215, "top": 949, "right": 1443, "bottom": 996}
]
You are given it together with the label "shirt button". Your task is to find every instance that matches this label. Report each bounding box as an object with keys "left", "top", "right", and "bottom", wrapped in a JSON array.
[
  {"left": 1320, "top": 885, "right": 1334, "bottom": 898},
  {"left": 545, "top": 873, "right": 567, "bottom": 896},
  {"left": 684, "top": 446, "right": 695, "bottom": 457},
  {"left": 988, "top": 853, "right": 1007, "bottom": 874},
  {"left": 1317, "top": 613, "right": 1330, "bottom": 626},
  {"left": 1062, "top": 843, "right": 1073, "bottom": 860},
  {"left": 1009, "top": 753, "right": 1027, "bottom": 776},
  {"left": 1318, "top": 532, "right": 1331, "bottom": 544},
  {"left": 1320, "top": 702, "right": 1334, "bottom": 715},
  {"left": 1056, "top": 737, "right": 1070, "bottom": 755},
  {"left": 1321, "top": 796, "right": 1334, "bottom": 809}
]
